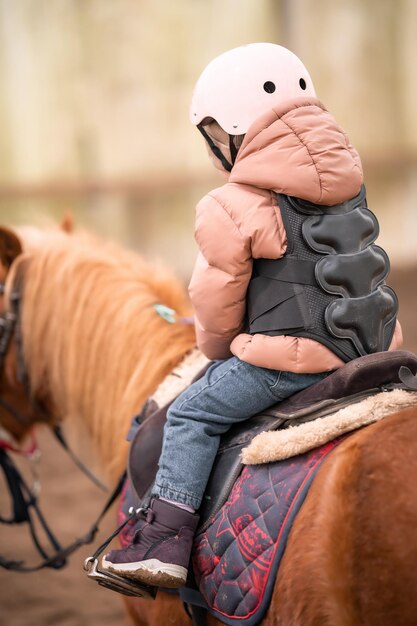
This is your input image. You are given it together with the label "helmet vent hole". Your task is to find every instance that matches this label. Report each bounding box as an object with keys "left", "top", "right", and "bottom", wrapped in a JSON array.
[
  {"left": 299, "top": 78, "right": 307, "bottom": 90},
  {"left": 263, "top": 81, "right": 276, "bottom": 94}
]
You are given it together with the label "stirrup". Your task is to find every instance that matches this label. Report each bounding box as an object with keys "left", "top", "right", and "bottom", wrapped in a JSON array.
[
  {"left": 83, "top": 502, "right": 157, "bottom": 599},
  {"left": 84, "top": 556, "right": 157, "bottom": 599}
]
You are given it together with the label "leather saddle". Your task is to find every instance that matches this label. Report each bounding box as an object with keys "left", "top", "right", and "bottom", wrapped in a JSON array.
[{"left": 129, "top": 350, "right": 417, "bottom": 532}]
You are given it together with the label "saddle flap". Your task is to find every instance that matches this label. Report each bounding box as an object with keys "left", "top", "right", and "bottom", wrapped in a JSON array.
[{"left": 128, "top": 405, "right": 167, "bottom": 503}]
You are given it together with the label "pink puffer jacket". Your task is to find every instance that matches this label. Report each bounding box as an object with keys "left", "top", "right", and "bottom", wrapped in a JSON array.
[{"left": 189, "top": 97, "right": 403, "bottom": 373}]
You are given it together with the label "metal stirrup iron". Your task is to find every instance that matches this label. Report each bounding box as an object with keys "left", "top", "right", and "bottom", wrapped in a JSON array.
[{"left": 83, "top": 505, "right": 158, "bottom": 599}]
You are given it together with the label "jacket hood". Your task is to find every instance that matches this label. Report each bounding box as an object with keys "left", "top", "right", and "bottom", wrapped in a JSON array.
[{"left": 229, "top": 97, "right": 363, "bottom": 206}]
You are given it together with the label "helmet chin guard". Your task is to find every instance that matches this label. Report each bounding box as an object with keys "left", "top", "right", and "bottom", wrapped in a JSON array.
[{"left": 190, "top": 43, "right": 316, "bottom": 135}]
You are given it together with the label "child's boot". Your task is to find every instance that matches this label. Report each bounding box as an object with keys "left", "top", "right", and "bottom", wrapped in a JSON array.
[{"left": 102, "top": 498, "right": 199, "bottom": 588}]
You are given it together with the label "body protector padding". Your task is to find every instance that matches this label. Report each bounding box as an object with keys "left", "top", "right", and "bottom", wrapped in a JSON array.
[{"left": 246, "top": 186, "right": 398, "bottom": 362}]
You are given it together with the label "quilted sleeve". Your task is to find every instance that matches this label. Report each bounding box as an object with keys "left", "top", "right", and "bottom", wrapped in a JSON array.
[{"left": 189, "top": 192, "right": 252, "bottom": 360}]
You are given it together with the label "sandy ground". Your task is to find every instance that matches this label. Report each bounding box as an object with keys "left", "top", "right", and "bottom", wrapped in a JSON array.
[{"left": 0, "top": 266, "right": 416, "bottom": 626}]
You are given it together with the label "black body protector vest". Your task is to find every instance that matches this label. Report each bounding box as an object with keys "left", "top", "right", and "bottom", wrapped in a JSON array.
[{"left": 247, "top": 185, "right": 398, "bottom": 362}]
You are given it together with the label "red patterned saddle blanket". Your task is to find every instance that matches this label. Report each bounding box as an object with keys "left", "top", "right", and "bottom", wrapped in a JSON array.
[{"left": 118, "top": 435, "right": 348, "bottom": 626}]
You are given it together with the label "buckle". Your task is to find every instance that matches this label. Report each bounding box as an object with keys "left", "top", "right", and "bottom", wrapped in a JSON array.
[{"left": 83, "top": 557, "right": 158, "bottom": 599}]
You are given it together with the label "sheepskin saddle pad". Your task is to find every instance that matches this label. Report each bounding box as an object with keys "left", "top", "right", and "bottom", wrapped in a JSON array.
[{"left": 128, "top": 350, "right": 417, "bottom": 526}]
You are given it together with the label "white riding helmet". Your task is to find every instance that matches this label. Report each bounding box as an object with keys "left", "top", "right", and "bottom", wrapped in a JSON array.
[{"left": 190, "top": 43, "right": 316, "bottom": 135}]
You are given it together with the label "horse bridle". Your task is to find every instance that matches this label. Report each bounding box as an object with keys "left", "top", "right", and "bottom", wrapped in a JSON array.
[
  {"left": 0, "top": 271, "right": 52, "bottom": 426},
  {"left": 0, "top": 273, "right": 125, "bottom": 573},
  {"left": 0, "top": 281, "right": 17, "bottom": 360},
  {"left": 0, "top": 281, "right": 25, "bottom": 405}
]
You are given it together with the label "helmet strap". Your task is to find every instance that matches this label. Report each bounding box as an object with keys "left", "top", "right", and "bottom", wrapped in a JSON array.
[
  {"left": 197, "top": 124, "right": 233, "bottom": 172},
  {"left": 229, "top": 135, "right": 239, "bottom": 165}
]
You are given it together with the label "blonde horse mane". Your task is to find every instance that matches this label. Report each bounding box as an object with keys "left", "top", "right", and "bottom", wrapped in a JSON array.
[{"left": 9, "top": 228, "right": 196, "bottom": 481}]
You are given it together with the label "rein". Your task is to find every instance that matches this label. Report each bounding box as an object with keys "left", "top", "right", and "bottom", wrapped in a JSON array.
[
  {"left": 0, "top": 274, "right": 121, "bottom": 572},
  {"left": 0, "top": 446, "right": 126, "bottom": 572}
]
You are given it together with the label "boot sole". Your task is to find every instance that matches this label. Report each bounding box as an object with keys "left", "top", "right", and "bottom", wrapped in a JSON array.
[{"left": 101, "top": 556, "right": 187, "bottom": 589}]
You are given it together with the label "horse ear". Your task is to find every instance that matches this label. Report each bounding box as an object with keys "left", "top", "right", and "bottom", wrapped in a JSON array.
[
  {"left": 60, "top": 212, "right": 74, "bottom": 234},
  {"left": 0, "top": 227, "right": 23, "bottom": 269}
]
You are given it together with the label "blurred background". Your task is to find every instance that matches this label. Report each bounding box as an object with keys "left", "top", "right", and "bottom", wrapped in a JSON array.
[
  {"left": 0, "top": 1, "right": 416, "bottom": 625},
  {"left": 0, "top": 0, "right": 417, "bottom": 275}
]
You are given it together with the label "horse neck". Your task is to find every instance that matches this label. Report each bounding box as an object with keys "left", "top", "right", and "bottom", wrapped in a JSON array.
[
  {"left": 18, "top": 240, "right": 196, "bottom": 484},
  {"left": 95, "top": 324, "right": 195, "bottom": 483}
]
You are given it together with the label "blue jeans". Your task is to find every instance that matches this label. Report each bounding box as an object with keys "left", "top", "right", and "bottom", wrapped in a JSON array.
[{"left": 153, "top": 357, "right": 328, "bottom": 509}]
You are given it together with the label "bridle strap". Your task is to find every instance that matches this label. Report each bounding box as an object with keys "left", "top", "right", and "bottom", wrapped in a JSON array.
[
  {"left": 0, "top": 444, "right": 126, "bottom": 572},
  {"left": 0, "top": 447, "right": 65, "bottom": 569},
  {"left": 0, "top": 396, "right": 36, "bottom": 429},
  {"left": 0, "top": 428, "right": 38, "bottom": 456},
  {"left": 53, "top": 425, "right": 108, "bottom": 492}
]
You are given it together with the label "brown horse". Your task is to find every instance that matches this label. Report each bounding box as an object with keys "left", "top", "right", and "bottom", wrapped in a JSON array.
[{"left": 0, "top": 224, "right": 417, "bottom": 626}]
